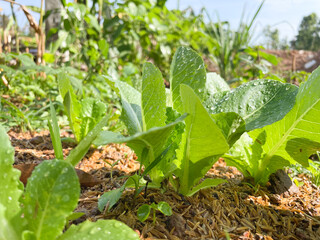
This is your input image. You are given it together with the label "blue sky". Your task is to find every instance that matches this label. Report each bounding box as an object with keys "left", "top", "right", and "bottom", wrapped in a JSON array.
[{"left": 2, "top": 0, "right": 320, "bottom": 44}]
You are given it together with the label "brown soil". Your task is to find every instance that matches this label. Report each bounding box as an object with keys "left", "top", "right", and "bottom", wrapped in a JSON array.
[
  {"left": 9, "top": 130, "right": 320, "bottom": 240},
  {"left": 262, "top": 50, "right": 320, "bottom": 73},
  {"left": 205, "top": 49, "right": 320, "bottom": 78}
]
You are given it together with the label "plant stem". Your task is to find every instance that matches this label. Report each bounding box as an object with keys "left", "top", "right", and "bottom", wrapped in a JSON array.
[{"left": 152, "top": 209, "right": 156, "bottom": 224}]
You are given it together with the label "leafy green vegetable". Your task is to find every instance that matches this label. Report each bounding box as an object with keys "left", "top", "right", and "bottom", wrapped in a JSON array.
[
  {"left": 105, "top": 76, "right": 142, "bottom": 135},
  {"left": 208, "top": 79, "right": 298, "bottom": 131},
  {"left": 141, "top": 62, "right": 166, "bottom": 130},
  {"left": 79, "top": 98, "right": 107, "bottom": 140},
  {"left": 174, "top": 85, "right": 230, "bottom": 195},
  {"left": 58, "top": 220, "right": 139, "bottom": 240},
  {"left": 101, "top": 48, "right": 244, "bottom": 195},
  {"left": 23, "top": 160, "right": 80, "bottom": 240},
  {"left": 169, "top": 46, "right": 206, "bottom": 112},
  {"left": 0, "top": 125, "right": 140, "bottom": 240},
  {"left": 98, "top": 62, "right": 188, "bottom": 184},
  {"left": 0, "top": 125, "right": 23, "bottom": 240},
  {"left": 225, "top": 67, "right": 320, "bottom": 184},
  {"left": 94, "top": 115, "right": 186, "bottom": 184},
  {"left": 58, "top": 73, "right": 81, "bottom": 141},
  {"left": 205, "top": 72, "right": 230, "bottom": 96},
  {"left": 66, "top": 114, "right": 109, "bottom": 167},
  {"left": 58, "top": 74, "right": 107, "bottom": 142}
]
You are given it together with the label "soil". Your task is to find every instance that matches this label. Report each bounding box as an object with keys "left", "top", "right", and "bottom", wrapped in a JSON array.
[
  {"left": 262, "top": 49, "right": 320, "bottom": 73},
  {"left": 205, "top": 49, "right": 320, "bottom": 76},
  {"left": 8, "top": 129, "right": 320, "bottom": 240}
]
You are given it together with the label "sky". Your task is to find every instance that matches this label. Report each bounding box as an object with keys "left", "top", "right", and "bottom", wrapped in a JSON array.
[
  {"left": 166, "top": 0, "right": 320, "bottom": 44},
  {"left": 1, "top": 0, "right": 320, "bottom": 44}
]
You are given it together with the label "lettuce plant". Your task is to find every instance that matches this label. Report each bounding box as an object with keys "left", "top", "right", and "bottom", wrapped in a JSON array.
[
  {"left": 95, "top": 47, "right": 242, "bottom": 197},
  {"left": 0, "top": 124, "right": 140, "bottom": 240},
  {"left": 223, "top": 67, "right": 320, "bottom": 184},
  {"left": 94, "top": 63, "right": 186, "bottom": 185},
  {"left": 96, "top": 46, "right": 302, "bottom": 196},
  {"left": 58, "top": 73, "right": 107, "bottom": 143}
]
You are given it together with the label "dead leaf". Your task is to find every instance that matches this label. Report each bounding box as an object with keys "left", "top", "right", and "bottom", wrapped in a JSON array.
[{"left": 14, "top": 163, "right": 102, "bottom": 187}]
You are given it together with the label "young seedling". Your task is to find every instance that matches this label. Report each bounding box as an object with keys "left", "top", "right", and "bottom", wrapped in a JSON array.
[
  {"left": 137, "top": 201, "right": 172, "bottom": 224},
  {"left": 98, "top": 146, "right": 172, "bottom": 213},
  {"left": 103, "top": 159, "right": 121, "bottom": 180}
]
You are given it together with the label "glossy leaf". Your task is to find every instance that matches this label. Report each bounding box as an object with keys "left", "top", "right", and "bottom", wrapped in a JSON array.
[
  {"left": 156, "top": 202, "right": 172, "bottom": 216},
  {"left": 209, "top": 79, "right": 298, "bottom": 130},
  {"left": 141, "top": 62, "right": 166, "bottom": 130},
  {"left": 23, "top": 160, "right": 80, "bottom": 240},
  {"left": 170, "top": 46, "right": 206, "bottom": 113},
  {"left": 211, "top": 112, "right": 246, "bottom": 146},
  {"left": 176, "top": 85, "right": 229, "bottom": 195},
  {"left": 0, "top": 125, "right": 23, "bottom": 220},
  {"left": 0, "top": 125, "right": 23, "bottom": 240},
  {"left": 227, "top": 67, "right": 320, "bottom": 184},
  {"left": 205, "top": 72, "right": 230, "bottom": 96},
  {"left": 59, "top": 220, "right": 140, "bottom": 240},
  {"left": 137, "top": 204, "right": 151, "bottom": 222}
]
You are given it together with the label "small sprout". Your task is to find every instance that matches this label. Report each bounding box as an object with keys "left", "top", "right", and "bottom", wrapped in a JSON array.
[
  {"left": 103, "top": 159, "right": 121, "bottom": 180},
  {"left": 137, "top": 201, "right": 172, "bottom": 224}
]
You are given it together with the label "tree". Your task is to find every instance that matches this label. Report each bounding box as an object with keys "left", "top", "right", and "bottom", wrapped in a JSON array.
[
  {"left": 263, "top": 25, "right": 280, "bottom": 49},
  {"left": 292, "top": 13, "right": 320, "bottom": 51},
  {"left": 263, "top": 25, "right": 289, "bottom": 50}
]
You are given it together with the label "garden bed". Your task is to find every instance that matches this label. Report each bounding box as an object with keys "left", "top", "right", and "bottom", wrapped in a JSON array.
[{"left": 10, "top": 130, "right": 320, "bottom": 240}]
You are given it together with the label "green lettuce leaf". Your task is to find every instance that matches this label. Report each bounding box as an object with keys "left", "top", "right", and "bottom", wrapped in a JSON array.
[
  {"left": 59, "top": 220, "right": 140, "bottom": 240},
  {"left": 105, "top": 77, "right": 142, "bottom": 135},
  {"left": 141, "top": 62, "right": 166, "bottom": 131},
  {"left": 79, "top": 98, "right": 107, "bottom": 140},
  {"left": 211, "top": 112, "right": 246, "bottom": 146},
  {"left": 66, "top": 114, "right": 109, "bottom": 167},
  {"left": 223, "top": 131, "right": 291, "bottom": 184},
  {"left": 58, "top": 73, "right": 82, "bottom": 142},
  {"left": 175, "top": 85, "right": 229, "bottom": 195},
  {"left": 170, "top": 46, "right": 206, "bottom": 113},
  {"left": 23, "top": 160, "right": 80, "bottom": 240},
  {"left": 0, "top": 125, "right": 23, "bottom": 240},
  {"left": 94, "top": 115, "right": 186, "bottom": 183},
  {"left": 208, "top": 79, "right": 298, "bottom": 130},
  {"left": 205, "top": 72, "right": 230, "bottom": 96}
]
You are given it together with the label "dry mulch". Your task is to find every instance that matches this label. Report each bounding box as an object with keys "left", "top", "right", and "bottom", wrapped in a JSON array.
[{"left": 8, "top": 130, "right": 320, "bottom": 240}]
